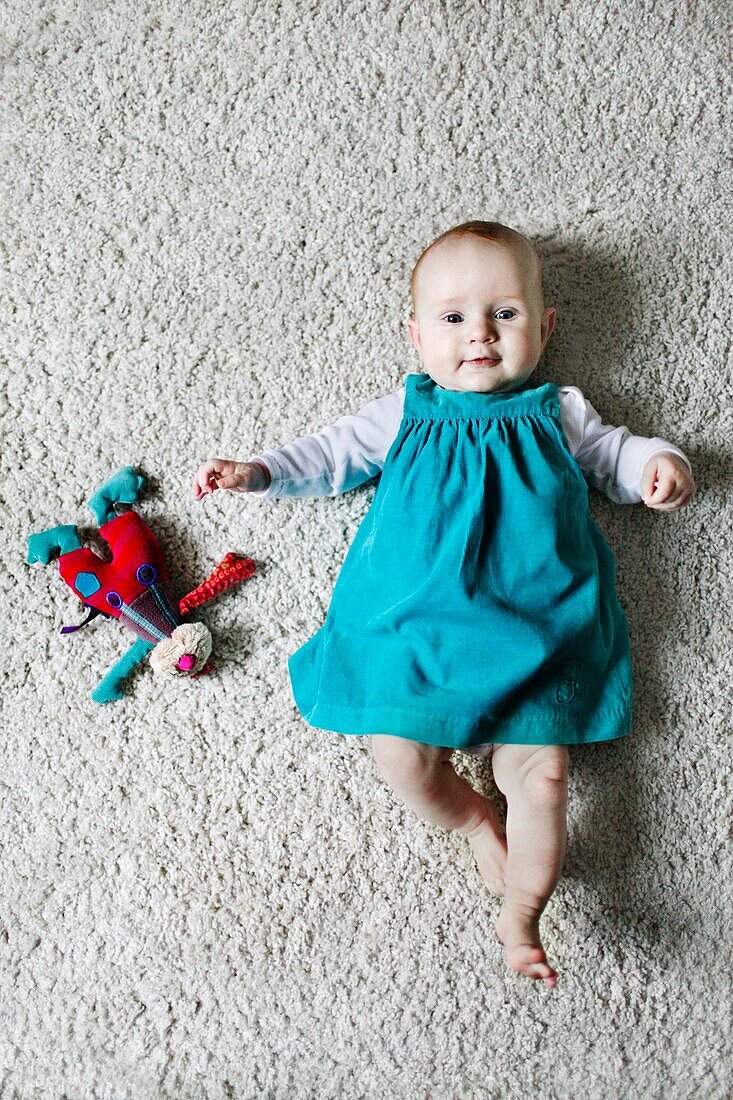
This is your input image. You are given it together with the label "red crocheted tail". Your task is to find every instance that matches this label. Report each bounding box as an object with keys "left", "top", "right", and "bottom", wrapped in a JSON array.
[{"left": 179, "top": 553, "right": 256, "bottom": 615}]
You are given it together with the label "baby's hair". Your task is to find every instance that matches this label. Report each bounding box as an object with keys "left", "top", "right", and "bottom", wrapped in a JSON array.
[{"left": 408, "top": 220, "right": 544, "bottom": 320}]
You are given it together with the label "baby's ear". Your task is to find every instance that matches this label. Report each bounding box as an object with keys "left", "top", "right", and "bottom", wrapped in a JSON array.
[{"left": 541, "top": 307, "right": 556, "bottom": 348}]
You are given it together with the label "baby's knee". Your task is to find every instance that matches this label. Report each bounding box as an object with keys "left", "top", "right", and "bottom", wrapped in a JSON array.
[
  {"left": 523, "top": 749, "right": 569, "bottom": 802},
  {"left": 494, "top": 744, "right": 569, "bottom": 802},
  {"left": 371, "top": 734, "right": 451, "bottom": 791}
]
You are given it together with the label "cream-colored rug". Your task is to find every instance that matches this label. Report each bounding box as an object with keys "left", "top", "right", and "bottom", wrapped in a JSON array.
[{"left": 3, "top": 2, "right": 731, "bottom": 1096}]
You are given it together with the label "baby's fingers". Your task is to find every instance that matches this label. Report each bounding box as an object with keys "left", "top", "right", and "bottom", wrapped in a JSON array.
[
  {"left": 646, "top": 479, "right": 693, "bottom": 510},
  {"left": 193, "top": 459, "right": 224, "bottom": 499},
  {"left": 214, "top": 473, "right": 240, "bottom": 490},
  {"left": 645, "top": 470, "right": 677, "bottom": 504},
  {"left": 647, "top": 493, "right": 691, "bottom": 511}
]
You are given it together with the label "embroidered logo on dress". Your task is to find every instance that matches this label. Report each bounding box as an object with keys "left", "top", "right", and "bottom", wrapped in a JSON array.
[{"left": 556, "top": 658, "right": 582, "bottom": 704}]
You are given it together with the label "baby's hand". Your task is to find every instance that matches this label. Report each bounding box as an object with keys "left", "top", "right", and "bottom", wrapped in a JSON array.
[
  {"left": 641, "top": 452, "right": 696, "bottom": 511},
  {"left": 193, "top": 458, "right": 270, "bottom": 499}
]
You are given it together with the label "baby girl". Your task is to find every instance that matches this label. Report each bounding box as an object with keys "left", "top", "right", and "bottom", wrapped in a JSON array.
[{"left": 193, "top": 221, "right": 695, "bottom": 989}]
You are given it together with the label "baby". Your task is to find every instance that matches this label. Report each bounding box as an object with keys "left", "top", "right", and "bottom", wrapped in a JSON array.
[{"left": 193, "top": 222, "right": 695, "bottom": 989}]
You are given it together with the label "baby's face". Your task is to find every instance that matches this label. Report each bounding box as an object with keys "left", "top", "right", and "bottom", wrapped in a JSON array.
[{"left": 406, "top": 237, "right": 556, "bottom": 393}]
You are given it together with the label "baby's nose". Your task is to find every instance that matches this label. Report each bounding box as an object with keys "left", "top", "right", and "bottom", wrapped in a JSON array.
[
  {"left": 177, "top": 653, "right": 196, "bottom": 671},
  {"left": 472, "top": 321, "right": 498, "bottom": 340}
]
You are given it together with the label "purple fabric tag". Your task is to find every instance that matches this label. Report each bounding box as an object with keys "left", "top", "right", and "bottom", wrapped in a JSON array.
[{"left": 60, "top": 605, "right": 107, "bottom": 634}]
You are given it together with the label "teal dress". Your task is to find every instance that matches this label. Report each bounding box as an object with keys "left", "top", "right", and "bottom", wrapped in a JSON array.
[{"left": 288, "top": 373, "right": 633, "bottom": 751}]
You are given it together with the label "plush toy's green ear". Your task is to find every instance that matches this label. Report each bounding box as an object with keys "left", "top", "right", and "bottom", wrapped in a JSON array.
[
  {"left": 27, "top": 524, "right": 82, "bottom": 564},
  {"left": 87, "top": 467, "right": 146, "bottom": 526}
]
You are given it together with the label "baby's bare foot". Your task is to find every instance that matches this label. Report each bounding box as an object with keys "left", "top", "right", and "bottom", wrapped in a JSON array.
[
  {"left": 495, "top": 902, "right": 558, "bottom": 989},
  {"left": 463, "top": 799, "right": 508, "bottom": 896}
]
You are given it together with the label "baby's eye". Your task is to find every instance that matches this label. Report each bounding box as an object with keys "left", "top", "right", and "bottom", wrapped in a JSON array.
[{"left": 443, "top": 309, "right": 516, "bottom": 323}]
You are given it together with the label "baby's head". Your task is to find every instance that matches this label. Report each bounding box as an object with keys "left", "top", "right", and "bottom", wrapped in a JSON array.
[{"left": 406, "top": 221, "right": 556, "bottom": 393}]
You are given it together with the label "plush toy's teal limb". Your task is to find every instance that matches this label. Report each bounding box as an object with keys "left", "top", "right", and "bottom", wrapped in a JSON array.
[
  {"left": 26, "top": 524, "right": 82, "bottom": 564},
  {"left": 87, "top": 467, "right": 146, "bottom": 526},
  {"left": 91, "top": 638, "right": 155, "bottom": 704}
]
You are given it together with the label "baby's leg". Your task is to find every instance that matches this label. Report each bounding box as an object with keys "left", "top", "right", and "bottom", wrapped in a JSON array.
[
  {"left": 371, "top": 735, "right": 507, "bottom": 894},
  {"left": 491, "top": 743, "right": 569, "bottom": 989}
]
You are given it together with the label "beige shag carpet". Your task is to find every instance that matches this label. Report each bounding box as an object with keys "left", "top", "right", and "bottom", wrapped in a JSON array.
[{"left": 2, "top": 1, "right": 731, "bottom": 1096}]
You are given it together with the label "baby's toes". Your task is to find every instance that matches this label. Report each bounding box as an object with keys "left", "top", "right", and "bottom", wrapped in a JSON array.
[
  {"left": 530, "top": 956, "right": 557, "bottom": 984},
  {"left": 509, "top": 944, "right": 556, "bottom": 981}
]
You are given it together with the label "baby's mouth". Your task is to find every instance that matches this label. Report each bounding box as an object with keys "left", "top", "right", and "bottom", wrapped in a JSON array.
[{"left": 464, "top": 357, "right": 501, "bottom": 367}]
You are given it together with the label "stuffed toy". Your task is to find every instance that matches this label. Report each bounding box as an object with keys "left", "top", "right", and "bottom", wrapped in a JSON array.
[{"left": 26, "top": 466, "right": 255, "bottom": 704}]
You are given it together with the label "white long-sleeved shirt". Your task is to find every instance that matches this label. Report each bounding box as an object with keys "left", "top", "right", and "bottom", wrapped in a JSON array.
[{"left": 245, "top": 372, "right": 692, "bottom": 505}]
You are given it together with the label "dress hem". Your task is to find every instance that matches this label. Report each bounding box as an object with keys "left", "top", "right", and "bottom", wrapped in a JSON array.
[{"left": 289, "top": 691, "right": 633, "bottom": 750}]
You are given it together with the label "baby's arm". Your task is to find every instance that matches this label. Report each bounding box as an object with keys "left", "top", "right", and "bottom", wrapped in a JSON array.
[
  {"left": 241, "top": 384, "right": 405, "bottom": 498},
  {"left": 558, "top": 386, "right": 694, "bottom": 506}
]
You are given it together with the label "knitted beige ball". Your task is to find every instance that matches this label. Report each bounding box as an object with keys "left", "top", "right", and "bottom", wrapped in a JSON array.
[{"left": 148, "top": 621, "right": 212, "bottom": 677}]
